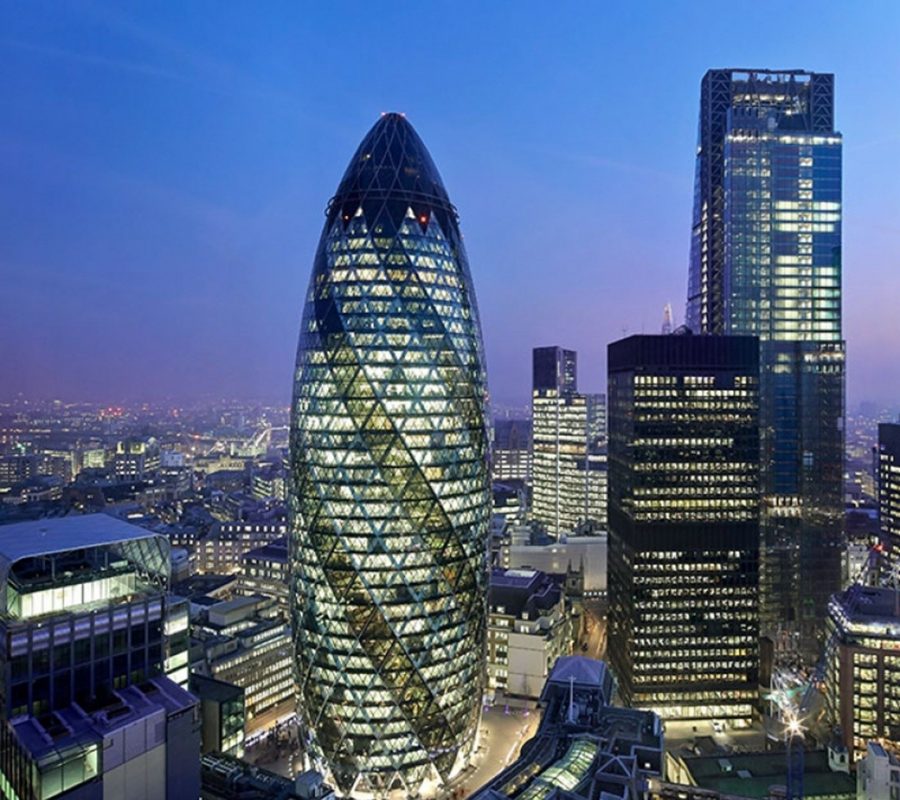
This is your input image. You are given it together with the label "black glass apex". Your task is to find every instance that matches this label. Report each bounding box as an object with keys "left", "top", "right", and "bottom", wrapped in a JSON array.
[{"left": 327, "top": 113, "right": 457, "bottom": 227}]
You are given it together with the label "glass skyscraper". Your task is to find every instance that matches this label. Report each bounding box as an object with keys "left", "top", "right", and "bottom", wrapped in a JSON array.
[
  {"left": 531, "top": 347, "right": 607, "bottom": 536},
  {"left": 289, "top": 113, "right": 490, "bottom": 797},
  {"left": 686, "top": 69, "right": 845, "bottom": 658}
]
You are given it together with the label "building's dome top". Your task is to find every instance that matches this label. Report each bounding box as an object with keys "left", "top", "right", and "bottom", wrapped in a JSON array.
[{"left": 328, "top": 113, "right": 454, "bottom": 223}]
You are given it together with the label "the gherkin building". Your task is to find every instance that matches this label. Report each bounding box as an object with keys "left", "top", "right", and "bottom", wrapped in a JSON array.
[{"left": 289, "top": 113, "right": 490, "bottom": 797}]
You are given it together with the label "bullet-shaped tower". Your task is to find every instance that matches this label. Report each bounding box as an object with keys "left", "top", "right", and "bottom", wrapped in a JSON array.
[{"left": 289, "top": 114, "right": 490, "bottom": 797}]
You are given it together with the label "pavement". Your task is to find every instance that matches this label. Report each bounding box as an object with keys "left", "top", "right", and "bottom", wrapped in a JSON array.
[
  {"left": 447, "top": 705, "right": 541, "bottom": 797},
  {"left": 579, "top": 600, "right": 607, "bottom": 660},
  {"left": 244, "top": 703, "right": 542, "bottom": 794}
]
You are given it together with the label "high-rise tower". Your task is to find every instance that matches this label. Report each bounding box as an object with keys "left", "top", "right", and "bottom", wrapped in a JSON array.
[
  {"left": 607, "top": 334, "right": 761, "bottom": 722},
  {"left": 686, "top": 69, "right": 845, "bottom": 657},
  {"left": 531, "top": 347, "right": 607, "bottom": 536},
  {"left": 289, "top": 114, "right": 490, "bottom": 796}
]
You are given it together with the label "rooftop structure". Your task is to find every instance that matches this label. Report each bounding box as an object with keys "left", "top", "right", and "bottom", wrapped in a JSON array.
[
  {"left": 200, "top": 753, "right": 334, "bottom": 800},
  {"left": 488, "top": 568, "right": 570, "bottom": 701},
  {"left": 665, "top": 748, "right": 855, "bottom": 799},
  {"left": 1, "top": 676, "right": 199, "bottom": 800},
  {"left": 471, "top": 657, "right": 663, "bottom": 800}
]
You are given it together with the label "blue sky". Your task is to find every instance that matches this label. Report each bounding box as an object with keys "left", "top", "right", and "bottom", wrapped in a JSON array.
[{"left": 1, "top": 1, "right": 898, "bottom": 407}]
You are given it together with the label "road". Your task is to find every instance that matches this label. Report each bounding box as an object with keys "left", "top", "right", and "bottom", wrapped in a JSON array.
[
  {"left": 579, "top": 599, "right": 607, "bottom": 661},
  {"left": 446, "top": 706, "right": 540, "bottom": 798}
]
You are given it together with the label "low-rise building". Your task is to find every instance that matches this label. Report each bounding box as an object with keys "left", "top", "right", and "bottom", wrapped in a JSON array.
[
  {"left": 664, "top": 748, "right": 855, "bottom": 800},
  {"left": 826, "top": 586, "right": 900, "bottom": 762},
  {"left": 197, "top": 519, "right": 286, "bottom": 575},
  {"left": 488, "top": 568, "right": 571, "bottom": 701},
  {"left": 240, "top": 537, "right": 289, "bottom": 616},
  {"left": 190, "top": 595, "right": 293, "bottom": 732},
  {"left": 190, "top": 673, "right": 246, "bottom": 758},
  {"left": 201, "top": 754, "right": 334, "bottom": 800}
]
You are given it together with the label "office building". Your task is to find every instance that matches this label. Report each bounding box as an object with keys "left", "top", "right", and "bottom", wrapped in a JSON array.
[
  {"left": 190, "top": 594, "right": 293, "bottom": 732},
  {"left": 112, "top": 438, "right": 161, "bottom": 481},
  {"left": 290, "top": 113, "right": 490, "bottom": 796},
  {"left": 531, "top": 348, "right": 607, "bottom": 536},
  {"left": 470, "top": 657, "right": 663, "bottom": 800},
  {"left": 686, "top": 69, "right": 845, "bottom": 658},
  {"left": 197, "top": 518, "right": 286, "bottom": 575},
  {"left": 877, "top": 423, "right": 900, "bottom": 579},
  {"left": 191, "top": 673, "right": 246, "bottom": 758},
  {"left": 239, "top": 537, "right": 289, "bottom": 616},
  {"left": 487, "top": 568, "right": 571, "bottom": 701},
  {"left": 607, "top": 334, "right": 760, "bottom": 722},
  {"left": 0, "top": 514, "right": 196, "bottom": 798},
  {"left": 826, "top": 586, "right": 900, "bottom": 762},
  {"left": 492, "top": 419, "right": 532, "bottom": 484}
]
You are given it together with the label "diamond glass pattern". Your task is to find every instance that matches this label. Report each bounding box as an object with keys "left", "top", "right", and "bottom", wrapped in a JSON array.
[{"left": 289, "top": 114, "right": 490, "bottom": 797}]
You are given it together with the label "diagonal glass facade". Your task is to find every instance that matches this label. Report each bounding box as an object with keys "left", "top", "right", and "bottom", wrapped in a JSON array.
[{"left": 289, "top": 113, "right": 490, "bottom": 797}]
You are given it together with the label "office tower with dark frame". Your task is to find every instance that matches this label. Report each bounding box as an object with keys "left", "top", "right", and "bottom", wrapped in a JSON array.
[{"left": 607, "top": 334, "right": 760, "bottom": 722}]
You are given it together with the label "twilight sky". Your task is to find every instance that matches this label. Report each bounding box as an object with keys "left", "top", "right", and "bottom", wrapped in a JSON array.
[{"left": 1, "top": 2, "right": 898, "bottom": 408}]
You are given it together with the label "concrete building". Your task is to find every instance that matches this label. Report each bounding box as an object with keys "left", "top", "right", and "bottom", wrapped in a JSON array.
[
  {"left": 487, "top": 568, "right": 570, "bottom": 701},
  {"left": 1, "top": 677, "right": 200, "bottom": 800},
  {"left": 826, "top": 586, "right": 900, "bottom": 762},
  {"left": 239, "top": 537, "right": 289, "bottom": 616},
  {"left": 190, "top": 594, "right": 292, "bottom": 732},
  {"left": 503, "top": 533, "right": 608, "bottom": 597},
  {"left": 856, "top": 741, "right": 900, "bottom": 800},
  {"left": 197, "top": 518, "right": 286, "bottom": 575},
  {"left": 471, "top": 656, "right": 663, "bottom": 800}
]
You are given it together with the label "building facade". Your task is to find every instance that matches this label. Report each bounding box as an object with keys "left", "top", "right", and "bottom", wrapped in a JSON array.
[
  {"left": 0, "top": 514, "right": 196, "bottom": 799},
  {"left": 826, "top": 586, "right": 900, "bottom": 763},
  {"left": 492, "top": 419, "right": 532, "bottom": 484},
  {"left": 607, "top": 334, "right": 761, "bottom": 722},
  {"left": 290, "top": 113, "right": 490, "bottom": 796},
  {"left": 531, "top": 348, "right": 607, "bottom": 537},
  {"left": 877, "top": 423, "right": 900, "bottom": 580},
  {"left": 487, "top": 568, "right": 570, "bottom": 701},
  {"left": 686, "top": 69, "right": 845, "bottom": 658}
]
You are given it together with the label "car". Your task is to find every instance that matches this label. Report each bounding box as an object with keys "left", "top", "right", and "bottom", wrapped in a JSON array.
[{"left": 712, "top": 720, "right": 725, "bottom": 733}]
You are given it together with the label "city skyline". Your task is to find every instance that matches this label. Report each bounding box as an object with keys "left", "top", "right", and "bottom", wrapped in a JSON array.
[{"left": 2, "top": 3, "right": 899, "bottom": 407}]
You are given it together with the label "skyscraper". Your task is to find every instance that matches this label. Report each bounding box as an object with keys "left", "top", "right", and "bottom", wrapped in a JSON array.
[
  {"left": 686, "top": 69, "right": 845, "bottom": 657},
  {"left": 531, "top": 347, "right": 607, "bottom": 536},
  {"left": 607, "top": 334, "right": 760, "bottom": 722},
  {"left": 289, "top": 113, "right": 490, "bottom": 796},
  {"left": 877, "top": 423, "right": 900, "bottom": 578}
]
